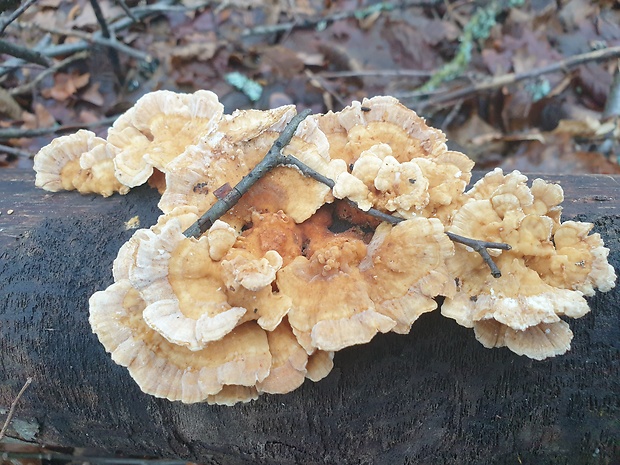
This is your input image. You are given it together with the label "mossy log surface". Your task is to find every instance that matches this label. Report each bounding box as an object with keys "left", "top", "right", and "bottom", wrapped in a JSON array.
[{"left": 0, "top": 169, "right": 619, "bottom": 465}]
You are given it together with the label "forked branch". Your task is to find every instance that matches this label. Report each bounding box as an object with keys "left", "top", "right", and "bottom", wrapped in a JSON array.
[{"left": 183, "top": 110, "right": 511, "bottom": 277}]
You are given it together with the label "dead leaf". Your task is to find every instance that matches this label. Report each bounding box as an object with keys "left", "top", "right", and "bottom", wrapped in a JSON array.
[
  {"left": 446, "top": 113, "right": 504, "bottom": 161},
  {"left": 171, "top": 41, "right": 219, "bottom": 62},
  {"left": 41, "top": 72, "right": 90, "bottom": 101},
  {"left": 20, "top": 103, "right": 57, "bottom": 130},
  {"left": 296, "top": 51, "right": 324, "bottom": 67},
  {"left": 81, "top": 82, "right": 105, "bottom": 107},
  {"left": 78, "top": 109, "right": 101, "bottom": 125},
  {"left": 421, "top": 19, "right": 460, "bottom": 46},
  {"left": 501, "top": 136, "right": 620, "bottom": 174},
  {"left": 577, "top": 63, "right": 612, "bottom": 107},
  {"left": 554, "top": 117, "right": 618, "bottom": 139},
  {"left": 558, "top": 0, "right": 598, "bottom": 30},
  {"left": 259, "top": 45, "right": 305, "bottom": 79}
]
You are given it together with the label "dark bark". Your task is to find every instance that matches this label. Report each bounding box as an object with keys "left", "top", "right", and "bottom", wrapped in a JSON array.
[{"left": 0, "top": 170, "right": 619, "bottom": 464}]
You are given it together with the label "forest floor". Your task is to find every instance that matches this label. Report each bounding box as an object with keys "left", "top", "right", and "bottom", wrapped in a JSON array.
[{"left": 0, "top": 0, "right": 619, "bottom": 174}]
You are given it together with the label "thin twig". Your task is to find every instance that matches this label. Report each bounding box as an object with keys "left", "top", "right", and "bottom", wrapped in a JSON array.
[
  {"left": 90, "top": 0, "right": 112, "bottom": 38},
  {"left": 0, "top": 116, "right": 118, "bottom": 140},
  {"left": 1, "top": 0, "right": 175, "bottom": 74},
  {"left": 319, "top": 69, "right": 434, "bottom": 79},
  {"left": 291, "top": 161, "right": 510, "bottom": 276},
  {"left": 0, "top": 378, "right": 32, "bottom": 441},
  {"left": 105, "top": 1, "right": 215, "bottom": 33},
  {"left": 401, "top": 45, "right": 620, "bottom": 107},
  {"left": 0, "top": 144, "right": 32, "bottom": 158},
  {"left": 89, "top": 0, "right": 123, "bottom": 83},
  {"left": 10, "top": 51, "right": 90, "bottom": 96},
  {"left": 115, "top": 0, "right": 139, "bottom": 22},
  {"left": 34, "top": 25, "right": 153, "bottom": 62},
  {"left": 445, "top": 232, "right": 511, "bottom": 278},
  {"left": 0, "top": 0, "right": 38, "bottom": 35},
  {"left": 0, "top": 38, "right": 52, "bottom": 67},
  {"left": 183, "top": 109, "right": 510, "bottom": 277},
  {"left": 183, "top": 109, "right": 314, "bottom": 237},
  {"left": 242, "top": 0, "right": 439, "bottom": 36},
  {"left": 281, "top": 155, "right": 510, "bottom": 276},
  {"left": 0, "top": 34, "right": 51, "bottom": 79}
]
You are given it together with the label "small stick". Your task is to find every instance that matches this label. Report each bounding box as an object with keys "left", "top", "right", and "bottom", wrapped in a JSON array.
[
  {"left": 445, "top": 232, "right": 511, "bottom": 278},
  {"left": 10, "top": 51, "right": 90, "bottom": 96},
  {"left": 89, "top": 0, "right": 124, "bottom": 84},
  {"left": 0, "top": 116, "right": 119, "bottom": 140},
  {"left": 0, "top": 144, "right": 31, "bottom": 158},
  {"left": 184, "top": 114, "right": 510, "bottom": 277},
  {"left": 0, "top": 39, "right": 52, "bottom": 68},
  {"left": 183, "top": 109, "right": 313, "bottom": 237},
  {"left": 242, "top": 0, "right": 439, "bottom": 36},
  {"left": 401, "top": 45, "right": 620, "bottom": 107},
  {"left": 319, "top": 69, "right": 434, "bottom": 79},
  {"left": 34, "top": 26, "right": 153, "bottom": 62},
  {"left": 0, "top": 34, "right": 51, "bottom": 79},
  {"left": 0, "top": 0, "right": 38, "bottom": 35},
  {"left": 115, "top": 0, "right": 139, "bottom": 22},
  {"left": 281, "top": 156, "right": 510, "bottom": 276},
  {"left": 0, "top": 0, "right": 175, "bottom": 77},
  {"left": 0, "top": 377, "right": 32, "bottom": 441}
]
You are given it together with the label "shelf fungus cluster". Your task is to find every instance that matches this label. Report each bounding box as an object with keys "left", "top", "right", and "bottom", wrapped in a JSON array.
[{"left": 34, "top": 93, "right": 616, "bottom": 404}]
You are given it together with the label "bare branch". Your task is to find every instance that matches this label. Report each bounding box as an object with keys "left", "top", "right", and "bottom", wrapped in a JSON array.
[
  {"left": 319, "top": 69, "right": 434, "bottom": 79},
  {"left": 34, "top": 25, "right": 153, "bottom": 62},
  {"left": 0, "top": 116, "right": 118, "bottom": 140},
  {"left": 445, "top": 232, "right": 511, "bottom": 278},
  {"left": 0, "top": 34, "right": 51, "bottom": 79},
  {"left": 183, "top": 109, "right": 313, "bottom": 238},
  {"left": 183, "top": 108, "right": 510, "bottom": 277},
  {"left": 0, "top": 144, "right": 31, "bottom": 158},
  {"left": 0, "top": 0, "right": 37, "bottom": 35},
  {"left": 401, "top": 45, "right": 620, "bottom": 108},
  {"left": 89, "top": 0, "right": 123, "bottom": 83},
  {"left": 0, "top": 378, "right": 32, "bottom": 441},
  {"left": 241, "top": 0, "right": 440, "bottom": 36},
  {"left": 0, "top": 38, "right": 52, "bottom": 67},
  {"left": 10, "top": 51, "right": 90, "bottom": 96},
  {"left": 115, "top": 0, "right": 139, "bottom": 22}
]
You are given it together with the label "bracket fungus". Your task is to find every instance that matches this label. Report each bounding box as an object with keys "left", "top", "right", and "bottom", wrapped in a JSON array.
[
  {"left": 33, "top": 92, "right": 616, "bottom": 404},
  {"left": 442, "top": 169, "right": 616, "bottom": 360},
  {"left": 108, "top": 89, "right": 224, "bottom": 188},
  {"left": 34, "top": 129, "right": 129, "bottom": 197}
]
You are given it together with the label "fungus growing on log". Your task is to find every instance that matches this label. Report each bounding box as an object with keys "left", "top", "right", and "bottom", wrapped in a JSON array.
[
  {"left": 441, "top": 169, "right": 616, "bottom": 360},
  {"left": 33, "top": 129, "right": 128, "bottom": 197},
  {"left": 108, "top": 89, "right": 223, "bottom": 188},
  {"left": 33, "top": 92, "right": 616, "bottom": 404}
]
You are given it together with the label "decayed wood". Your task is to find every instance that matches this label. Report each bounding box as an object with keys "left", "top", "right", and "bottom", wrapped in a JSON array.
[{"left": 0, "top": 168, "right": 619, "bottom": 465}]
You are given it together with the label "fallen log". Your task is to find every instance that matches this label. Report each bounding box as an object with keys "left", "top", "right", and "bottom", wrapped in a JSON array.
[{"left": 0, "top": 169, "right": 619, "bottom": 464}]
